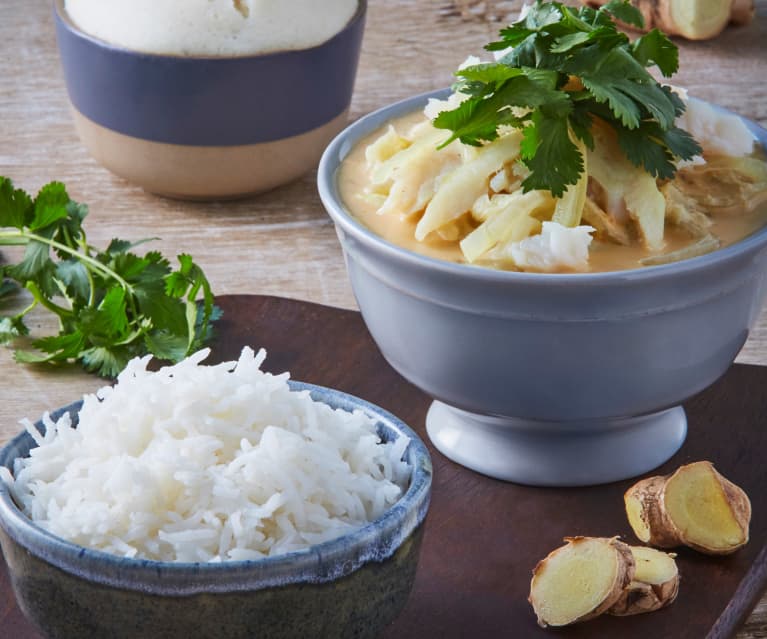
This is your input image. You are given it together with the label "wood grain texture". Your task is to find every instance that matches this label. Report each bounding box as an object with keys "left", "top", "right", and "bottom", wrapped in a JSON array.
[
  {"left": 3, "top": 295, "right": 767, "bottom": 639},
  {"left": 1, "top": 1, "right": 766, "bottom": 635}
]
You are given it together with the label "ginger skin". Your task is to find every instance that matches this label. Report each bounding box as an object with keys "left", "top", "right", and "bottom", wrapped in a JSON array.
[
  {"left": 528, "top": 538, "right": 682, "bottom": 626},
  {"left": 625, "top": 461, "right": 751, "bottom": 555},
  {"left": 580, "top": 0, "right": 754, "bottom": 40},
  {"left": 608, "top": 546, "right": 680, "bottom": 616},
  {"left": 529, "top": 537, "right": 636, "bottom": 627}
]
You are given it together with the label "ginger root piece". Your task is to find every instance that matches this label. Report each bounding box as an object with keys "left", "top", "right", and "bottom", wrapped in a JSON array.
[
  {"left": 730, "top": 0, "right": 755, "bottom": 23},
  {"left": 529, "top": 537, "right": 635, "bottom": 627},
  {"left": 608, "top": 546, "right": 680, "bottom": 616},
  {"left": 625, "top": 461, "right": 751, "bottom": 555},
  {"left": 580, "top": 0, "right": 754, "bottom": 40}
]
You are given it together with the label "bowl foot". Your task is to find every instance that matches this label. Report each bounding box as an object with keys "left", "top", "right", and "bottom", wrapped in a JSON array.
[{"left": 425, "top": 401, "right": 687, "bottom": 487}]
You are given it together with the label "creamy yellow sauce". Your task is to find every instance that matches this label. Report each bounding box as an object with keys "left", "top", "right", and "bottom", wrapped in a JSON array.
[{"left": 338, "top": 111, "right": 767, "bottom": 273}]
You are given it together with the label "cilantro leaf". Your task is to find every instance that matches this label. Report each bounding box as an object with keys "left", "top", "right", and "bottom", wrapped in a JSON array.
[
  {"left": 433, "top": 0, "right": 698, "bottom": 196},
  {"left": 520, "top": 112, "right": 583, "bottom": 196},
  {"left": 0, "top": 279, "right": 18, "bottom": 300},
  {"left": 614, "top": 120, "right": 702, "bottom": 178},
  {"left": 615, "top": 122, "right": 678, "bottom": 179},
  {"left": 568, "top": 100, "right": 595, "bottom": 150},
  {"left": 78, "top": 287, "right": 130, "bottom": 343},
  {"left": 144, "top": 331, "right": 189, "bottom": 363},
  {"left": 455, "top": 64, "right": 525, "bottom": 88},
  {"left": 9, "top": 240, "right": 51, "bottom": 281},
  {"left": 0, "top": 177, "right": 221, "bottom": 377},
  {"left": 0, "top": 315, "right": 28, "bottom": 343},
  {"left": 0, "top": 177, "right": 33, "bottom": 230},
  {"left": 601, "top": 0, "right": 644, "bottom": 28},
  {"left": 434, "top": 90, "right": 525, "bottom": 146},
  {"left": 80, "top": 346, "right": 129, "bottom": 378},
  {"left": 659, "top": 125, "right": 702, "bottom": 161},
  {"left": 632, "top": 29, "right": 678, "bottom": 77},
  {"left": 55, "top": 258, "right": 90, "bottom": 302},
  {"left": 134, "top": 280, "right": 188, "bottom": 338},
  {"left": 25, "top": 331, "right": 87, "bottom": 361},
  {"left": 31, "top": 182, "right": 70, "bottom": 232},
  {"left": 436, "top": 67, "right": 569, "bottom": 144}
]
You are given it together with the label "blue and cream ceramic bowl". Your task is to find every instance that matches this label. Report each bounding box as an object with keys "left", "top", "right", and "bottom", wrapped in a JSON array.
[
  {"left": 0, "top": 381, "right": 431, "bottom": 639},
  {"left": 52, "top": 0, "right": 366, "bottom": 199},
  {"left": 318, "top": 89, "right": 767, "bottom": 487}
]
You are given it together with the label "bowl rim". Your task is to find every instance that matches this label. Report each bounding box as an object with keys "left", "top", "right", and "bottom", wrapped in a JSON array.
[
  {"left": 318, "top": 88, "right": 767, "bottom": 286},
  {"left": 0, "top": 379, "right": 431, "bottom": 595},
  {"left": 52, "top": 0, "right": 367, "bottom": 61}
]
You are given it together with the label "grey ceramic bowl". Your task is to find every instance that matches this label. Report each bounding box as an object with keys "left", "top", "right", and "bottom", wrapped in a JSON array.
[
  {"left": 0, "top": 381, "right": 431, "bottom": 639},
  {"left": 52, "top": 0, "right": 366, "bottom": 199},
  {"left": 318, "top": 89, "right": 767, "bottom": 487}
]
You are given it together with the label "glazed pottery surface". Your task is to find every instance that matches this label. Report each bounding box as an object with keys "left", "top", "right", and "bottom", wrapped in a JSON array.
[
  {"left": 52, "top": 0, "right": 366, "bottom": 199},
  {"left": 0, "top": 381, "right": 431, "bottom": 639},
  {"left": 318, "top": 90, "right": 767, "bottom": 486}
]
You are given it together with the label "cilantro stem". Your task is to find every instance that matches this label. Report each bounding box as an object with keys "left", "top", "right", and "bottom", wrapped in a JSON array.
[
  {"left": 12, "top": 298, "right": 38, "bottom": 322},
  {"left": 436, "top": 0, "right": 698, "bottom": 195},
  {"left": 0, "top": 229, "right": 133, "bottom": 293},
  {"left": 1, "top": 177, "right": 220, "bottom": 377},
  {"left": 26, "top": 281, "right": 73, "bottom": 320}
]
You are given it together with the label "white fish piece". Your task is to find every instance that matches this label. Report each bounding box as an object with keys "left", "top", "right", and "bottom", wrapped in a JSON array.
[
  {"left": 498, "top": 221, "right": 595, "bottom": 272},
  {"left": 681, "top": 98, "right": 754, "bottom": 158},
  {"left": 671, "top": 87, "right": 754, "bottom": 160}
]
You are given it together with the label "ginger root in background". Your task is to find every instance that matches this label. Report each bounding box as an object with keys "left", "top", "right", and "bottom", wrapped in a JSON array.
[{"left": 581, "top": 0, "right": 754, "bottom": 39}]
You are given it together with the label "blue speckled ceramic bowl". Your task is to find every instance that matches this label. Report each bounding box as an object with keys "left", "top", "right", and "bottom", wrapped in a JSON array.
[
  {"left": 318, "top": 89, "right": 767, "bottom": 487},
  {"left": 0, "top": 381, "right": 431, "bottom": 639},
  {"left": 53, "top": 0, "right": 366, "bottom": 199}
]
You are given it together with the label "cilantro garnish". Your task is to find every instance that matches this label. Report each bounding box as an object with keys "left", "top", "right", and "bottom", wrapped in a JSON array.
[
  {"left": 432, "top": 0, "right": 702, "bottom": 197},
  {"left": 0, "top": 178, "right": 221, "bottom": 377}
]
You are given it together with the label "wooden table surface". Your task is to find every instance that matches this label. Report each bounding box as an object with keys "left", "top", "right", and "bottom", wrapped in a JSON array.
[{"left": 0, "top": 1, "right": 766, "bottom": 636}]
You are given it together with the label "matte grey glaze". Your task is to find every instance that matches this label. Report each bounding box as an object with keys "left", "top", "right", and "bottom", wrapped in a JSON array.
[
  {"left": 0, "top": 382, "right": 431, "bottom": 638},
  {"left": 318, "top": 89, "right": 767, "bottom": 486},
  {"left": 53, "top": 0, "right": 366, "bottom": 145},
  {"left": 426, "top": 402, "right": 686, "bottom": 486}
]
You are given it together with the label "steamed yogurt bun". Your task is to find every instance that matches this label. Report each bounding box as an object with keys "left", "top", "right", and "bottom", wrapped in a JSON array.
[{"left": 64, "top": 0, "right": 359, "bottom": 56}]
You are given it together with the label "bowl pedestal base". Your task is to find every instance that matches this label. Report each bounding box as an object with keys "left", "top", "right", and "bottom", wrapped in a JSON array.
[{"left": 425, "top": 401, "right": 687, "bottom": 487}]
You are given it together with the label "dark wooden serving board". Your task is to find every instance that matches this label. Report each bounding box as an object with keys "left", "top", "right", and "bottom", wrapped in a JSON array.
[{"left": 2, "top": 295, "right": 766, "bottom": 639}]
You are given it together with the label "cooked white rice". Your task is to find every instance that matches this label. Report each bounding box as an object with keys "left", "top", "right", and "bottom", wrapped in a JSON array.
[
  {"left": 64, "top": 0, "right": 359, "bottom": 56},
  {"left": 1, "top": 347, "right": 410, "bottom": 563}
]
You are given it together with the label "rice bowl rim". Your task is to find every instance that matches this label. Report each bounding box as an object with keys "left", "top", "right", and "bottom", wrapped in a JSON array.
[
  {"left": 318, "top": 89, "right": 767, "bottom": 286},
  {"left": 0, "top": 381, "right": 432, "bottom": 596}
]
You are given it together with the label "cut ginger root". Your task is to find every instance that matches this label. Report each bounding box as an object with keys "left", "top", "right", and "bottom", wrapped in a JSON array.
[
  {"left": 608, "top": 546, "right": 680, "bottom": 616},
  {"left": 580, "top": 0, "right": 754, "bottom": 40},
  {"left": 529, "top": 537, "right": 635, "bottom": 627},
  {"left": 625, "top": 461, "right": 751, "bottom": 555}
]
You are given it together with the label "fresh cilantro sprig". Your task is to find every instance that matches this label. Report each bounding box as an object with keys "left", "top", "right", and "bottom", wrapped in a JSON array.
[
  {"left": 0, "top": 178, "right": 221, "bottom": 377},
  {"left": 432, "top": 0, "right": 702, "bottom": 197}
]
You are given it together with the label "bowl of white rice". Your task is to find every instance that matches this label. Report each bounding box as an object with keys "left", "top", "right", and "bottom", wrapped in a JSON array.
[
  {"left": 52, "top": 0, "right": 366, "bottom": 199},
  {"left": 0, "top": 347, "right": 431, "bottom": 639}
]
